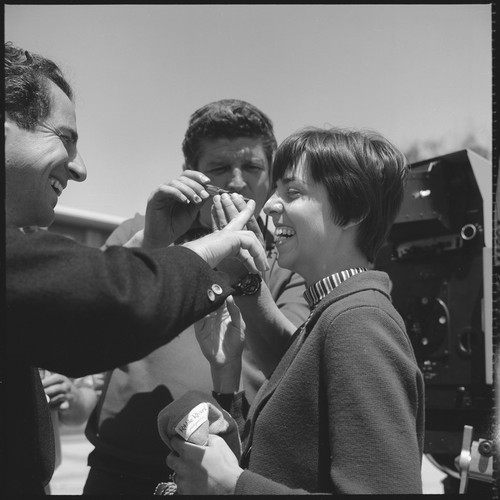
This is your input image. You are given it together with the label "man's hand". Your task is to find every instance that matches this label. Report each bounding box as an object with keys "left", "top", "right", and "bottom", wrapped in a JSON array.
[
  {"left": 41, "top": 371, "right": 100, "bottom": 426},
  {"left": 166, "top": 435, "right": 243, "bottom": 495},
  {"left": 184, "top": 199, "right": 268, "bottom": 274},
  {"left": 42, "top": 372, "right": 78, "bottom": 411},
  {"left": 143, "top": 170, "right": 211, "bottom": 249}
]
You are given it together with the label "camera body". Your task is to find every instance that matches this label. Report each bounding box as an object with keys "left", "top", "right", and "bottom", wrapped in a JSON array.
[{"left": 375, "top": 150, "right": 494, "bottom": 458}]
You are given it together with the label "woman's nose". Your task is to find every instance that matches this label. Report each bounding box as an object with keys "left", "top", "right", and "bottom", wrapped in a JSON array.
[{"left": 264, "top": 193, "right": 284, "bottom": 216}]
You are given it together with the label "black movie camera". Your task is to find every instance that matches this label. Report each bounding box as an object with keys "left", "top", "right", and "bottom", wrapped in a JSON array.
[{"left": 375, "top": 149, "right": 495, "bottom": 491}]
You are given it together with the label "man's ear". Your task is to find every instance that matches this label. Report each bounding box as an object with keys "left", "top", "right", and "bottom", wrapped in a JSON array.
[
  {"left": 5, "top": 115, "right": 13, "bottom": 140},
  {"left": 5, "top": 113, "right": 19, "bottom": 141}
]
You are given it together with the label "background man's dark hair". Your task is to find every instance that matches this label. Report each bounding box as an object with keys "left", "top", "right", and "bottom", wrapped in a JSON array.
[
  {"left": 182, "top": 99, "right": 277, "bottom": 169},
  {"left": 4, "top": 41, "right": 73, "bottom": 130}
]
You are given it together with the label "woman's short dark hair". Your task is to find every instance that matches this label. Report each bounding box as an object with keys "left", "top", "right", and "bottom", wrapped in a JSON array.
[
  {"left": 272, "top": 127, "right": 409, "bottom": 262},
  {"left": 182, "top": 99, "right": 277, "bottom": 169},
  {"left": 4, "top": 42, "right": 73, "bottom": 130}
]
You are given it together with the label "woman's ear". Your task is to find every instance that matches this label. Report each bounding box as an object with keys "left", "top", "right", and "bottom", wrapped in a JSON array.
[{"left": 343, "top": 215, "right": 367, "bottom": 230}]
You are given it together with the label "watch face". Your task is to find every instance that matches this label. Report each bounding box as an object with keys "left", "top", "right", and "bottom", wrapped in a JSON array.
[{"left": 239, "top": 273, "right": 262, "bottom": 295}]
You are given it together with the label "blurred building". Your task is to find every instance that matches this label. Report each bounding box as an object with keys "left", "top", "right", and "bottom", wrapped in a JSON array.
[{"left": 47, "top": 205, "right": 125, "bottom": 248}]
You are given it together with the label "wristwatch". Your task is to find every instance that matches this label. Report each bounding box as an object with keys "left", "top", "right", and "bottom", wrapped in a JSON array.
[{"left": 233, "top": 272, "right": 262, "bottom": 296}]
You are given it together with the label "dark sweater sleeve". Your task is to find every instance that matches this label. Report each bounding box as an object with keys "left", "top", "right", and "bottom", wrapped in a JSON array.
[{"left": 5, "top": 227, "right": 234, "bottom": 377}]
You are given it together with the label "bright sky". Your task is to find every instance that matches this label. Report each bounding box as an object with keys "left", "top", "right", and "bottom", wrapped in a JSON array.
[{"left": 5, "top": 4, "right": 492, "bottom": 219}]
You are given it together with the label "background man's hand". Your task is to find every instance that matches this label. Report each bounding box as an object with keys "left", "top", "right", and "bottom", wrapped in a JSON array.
[{"left": 42, "top": 372, "right": 78, "bottom": 411}]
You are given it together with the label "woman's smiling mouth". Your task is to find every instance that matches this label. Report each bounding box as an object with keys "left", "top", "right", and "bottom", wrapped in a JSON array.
[{"left": 274, "top": 225, "right": 296, "bottom": 245}]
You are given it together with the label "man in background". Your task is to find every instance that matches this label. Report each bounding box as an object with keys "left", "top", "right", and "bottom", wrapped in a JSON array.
[{"left": 83, "top": 100, "right": 309, "bottom": 494}]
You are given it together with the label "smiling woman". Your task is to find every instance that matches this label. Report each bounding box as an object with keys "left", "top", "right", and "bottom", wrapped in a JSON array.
[
  {"left": 266, "top": 127, "right": 408, "bottom": 282},
  {"left": 168, "top": 126, "right": 426, "bottom": 495},
  {"left": 264, "top": 158, "right": 362, "bottom": 285}
]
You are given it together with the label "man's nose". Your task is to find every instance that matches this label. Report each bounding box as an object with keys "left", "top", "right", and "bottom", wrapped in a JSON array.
[
  {"left": 67, "top": 151, "right": 87, "bottom": 182},
  {"left": 227, "top": 168, "right": 246, "bottom": 191}
]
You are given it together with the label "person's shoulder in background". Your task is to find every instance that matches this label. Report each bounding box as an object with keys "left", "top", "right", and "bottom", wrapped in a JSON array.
[{"left": 102, "top": 213, "right": 145, "bottom": 249}]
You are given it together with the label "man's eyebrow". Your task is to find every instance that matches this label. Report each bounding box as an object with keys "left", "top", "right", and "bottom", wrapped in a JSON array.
[
  {"left": 242, "top": 158, "right": 266, "bottom": 165},
  {"left": 206, "top": 160, "right": 229, "bottom": 167}
]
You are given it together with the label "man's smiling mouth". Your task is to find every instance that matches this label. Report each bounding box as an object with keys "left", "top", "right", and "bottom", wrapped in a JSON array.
[{"left": 50, "top": 177, "right": 64, "bottom": 196}]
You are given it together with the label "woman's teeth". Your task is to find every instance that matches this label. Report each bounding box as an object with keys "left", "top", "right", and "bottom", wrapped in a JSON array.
[{"left": 275, "top": 226, "right": 295, "bottom": 244}]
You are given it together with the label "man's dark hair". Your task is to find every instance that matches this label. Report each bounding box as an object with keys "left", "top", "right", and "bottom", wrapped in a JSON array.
[
  {"left": 272, "top": 127, "right": 409, "bottom": 263},
  {"left": 182, "top": 99, "right": 277, "bottom": 169},
  {"left": 4, "top": 42, "right": 73, "bottom": 130}
]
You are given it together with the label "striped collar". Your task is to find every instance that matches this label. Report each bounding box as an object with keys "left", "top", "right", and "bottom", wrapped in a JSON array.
[{"left": 303, "top": 267, "right": 368, "bottom": 309}]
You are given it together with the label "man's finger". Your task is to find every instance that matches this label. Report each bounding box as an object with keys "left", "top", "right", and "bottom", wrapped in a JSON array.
[
  {"left": 234, "top": 232, "right": 268, "bottom": 273},
  {"left": 181, "top": 169, "right": 211, "bottom": 185},
  {"left": 183, "top": 223, "right": 267, "bottom": 272}
]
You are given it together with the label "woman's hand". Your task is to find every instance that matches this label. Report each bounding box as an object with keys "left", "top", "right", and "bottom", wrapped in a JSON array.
[
  {"left": 208, "top": 192, "right": 266, "bottom": 281},
  {"left": 212, "top": 192, "right": 265, "bottom": 248},
  {"left": 143, "top": 170, "right": 211, "bottom": 249},
  {"left": 183, "top": 198, "right": 268, "bottom": 274},
  {"left": 194, "top": 297, "right": 245, "bottom": 393},
  {"left": 166, "top": 434, "right": 243, "bottom": 495}
]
